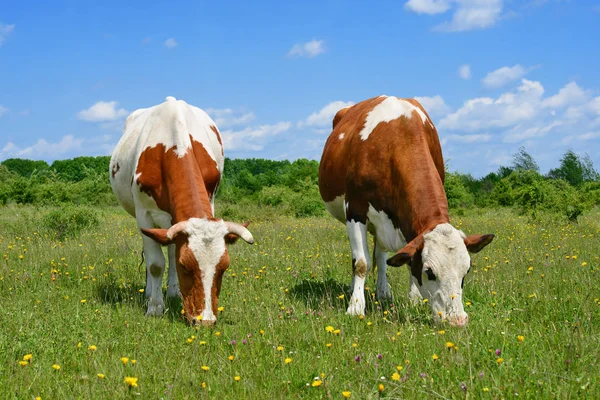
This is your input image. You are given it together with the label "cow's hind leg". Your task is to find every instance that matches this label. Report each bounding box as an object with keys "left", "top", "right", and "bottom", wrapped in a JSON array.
[
  {"left": 166, "top": 244, "right": 180, "bottom": 298},
  {"left": 346, "top": 219, "right": 370, "bottom": 316},
  {"left": 374, "top": 241, "right": 392, "bottom": 301}
]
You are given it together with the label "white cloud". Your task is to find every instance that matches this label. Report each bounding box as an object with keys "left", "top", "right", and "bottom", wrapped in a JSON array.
[
  {"left": 0, "top": 105, "right": 7, "bottom": 116},
  {"left": 300, "top": 101, "right": 355, "bottom": 129},
  {"left": 287, "top": 39, "right": 325, "bottom": 58},
  {"left": 542, "top": 82, "right": 588, "bottom": 109},
  {"left": 482, "top": 64, "right": 533, "bottom": 89},
  {"left": 405, "top": 0, "right": 451, "bottom": 14},
  {"left": 0, "top": 23, "right": 15, "bottom": 46},
  {"left": 445, "top": 133, "right": 492, "bottom": 143},
  {"left": 458, "top": 64, "right": 471, "bottom": 80},
  {"left": 78, "top": 101, "right": 128, "bottom": 122},
  {"left": 221, "top": 122, "right": 292, "bottom": 151},
  {"left": 414, "top": 95, "right": 450, "bottom": 117},
  {"left": 164, "top": 38, "right": 178, "bottom": 48},
  {"left": 1, "top": 135, "right": 84, "bottom": 159},
  {"left": 205, "top": 108, "right": 256, "bottom": 128}
]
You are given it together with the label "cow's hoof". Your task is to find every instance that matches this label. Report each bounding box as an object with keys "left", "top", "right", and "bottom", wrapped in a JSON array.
[
  {"left": 346, "top": 299, "right": 366, "bottom": 316},
  {"left": 146, "top": 300, "right": 165, "bottom": 316},
  {"left": 377, "top": 286, "right": 393, "bottom": 302}
]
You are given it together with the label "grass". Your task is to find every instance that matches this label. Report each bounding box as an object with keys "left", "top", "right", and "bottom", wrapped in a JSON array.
[{"left": 1, "top": 204, "right": 599, "bottom": 399}]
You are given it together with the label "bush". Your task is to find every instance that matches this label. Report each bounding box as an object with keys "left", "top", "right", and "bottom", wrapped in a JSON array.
[
  {"left": 444, "top": 173, "right": 474, "bottom": 208},
  {"left": 291, "top": 196, "right": 324, "bottom": 218},
  {"left": 42, "top": 206, "right": 100, "bottom": 239},
  {"left": 257, "top": 185, "right": 295, "bottom": 207}
]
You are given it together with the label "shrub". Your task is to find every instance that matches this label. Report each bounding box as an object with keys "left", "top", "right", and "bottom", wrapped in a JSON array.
[
  {"left": 257, "top": 185, "right": 295, "bottom": 207},
  {"left": 42, "top": 205, "right": 100, "bottom": 239},
  {"left": 444, "top": 173, "right": 474, "bottom": 208}
]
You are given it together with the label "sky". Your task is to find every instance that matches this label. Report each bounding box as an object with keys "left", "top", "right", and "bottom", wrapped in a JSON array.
[{"left": 1, "top": 0, "right": 599, "bottom": 177}]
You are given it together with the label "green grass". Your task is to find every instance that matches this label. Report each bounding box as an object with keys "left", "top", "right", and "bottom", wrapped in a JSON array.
[{"left": 1, "top": 205, "right": 599, "bottom": 399}]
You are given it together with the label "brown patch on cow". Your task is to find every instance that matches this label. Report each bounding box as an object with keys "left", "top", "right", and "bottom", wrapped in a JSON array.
[
  {"left": 111, "top": 162, "right": 120, "bottom": 178},
  {"left": 177, "top": 239, "right": 205, "bottom": 322},
  {"left": 210, "top": 126, "right": 224, "bottom": 156},
  {"left": 190, "top": 135, "right": 221, "bottom": 201},
  {"left": 318, "top": 96, "right": 449, "bottom": 242},
  {"left": 210, "top": 250, "right": 230, "bottom": 314},
  {"left": 353, "top": 258, "right": 367, "bottom": 278},
  {"left": 333, "top": 107, "right": 351, "bottom": 129}
]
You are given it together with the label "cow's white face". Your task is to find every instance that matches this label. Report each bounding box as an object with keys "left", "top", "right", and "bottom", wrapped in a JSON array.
[{"left": 419, "top": 224, "right": 470, "bottom": 326}]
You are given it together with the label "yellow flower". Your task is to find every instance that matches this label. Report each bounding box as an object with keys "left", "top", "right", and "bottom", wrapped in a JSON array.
[
  {"left": 88, "top": 345, "right": 97, "bottom": 351},
  {"left": 326, "top": 343, "right": 332, "bottom": 348},
  {"left": 338, "top": 294, "right": 345, "bottom": 299},
  {"left": 201, "top": 382, "right": 207, "bottom": 388},
  {"left": 496, "top": 357, "right": 503, "bottom": 364},
  {"left": 311, "top": 379, "right": 323, "bottom": 387},
  {"left": 446, "top": 342, "right": 454, "bottom": 349},
  {"left": 131, "top": 359, "right": 137, "bottom": 365},
  {"left": 201, "top": 365, "right": 210, "bottom": 371},
  {"left": 284, "top": 358, "right": 292, "bottom": 364},
  {"left": 23, "top": 354, "right": 33, "bottom": 362},
  {"left": 352, "top": 343, "right": 358, "bottom": 348},
  {"left": 517, "top": 335, "right": 525, "bottom": 342},
  {"left": 277, "top": 345, "right": 284, "bottom": 351},
  {"left": 483, "top": 387, "right": 489, "bottom": 392},
  {"left": 35, "top": 397, "right": 41, "bottom": 400},
  {"left": 259, "top": 329, "right": 265, "bottom": 335},
  {"left": 422, "top": 299, "right": 429, "bottom": 303},
  {"left": 234, "top": 376, "right": 241, "bottom": 382},
  {"left": 97, "top": 373, "right": 105, "bottom": 379},
  {"left": 18, "top": 361, "right": 28, "bottom": 366},
  {"left": 218, "top": 306, "right": 225, "bottom": 312},
  {"left": 366, "top": 321, "right": 372, "bottom": 326},
  {"left": 121, "top": 357, "right": 129, "bottom": 365},
  {"left": 342, "top": 391, "right": 351, "bottom": 398},
  {"left": 432, "top": 354, "right": 439, "bottom": 360},
  {"left": 333, "top": 329, "right": 341, "bottom": 335},
  {"left": 396, "top": 365, "right": 403, "bottom": 371},
  {"left": 228, "top": 355, "right": 234, "bottom": 361},
  {"left": 391, "top": 372, "right": 400, "bottom": 381},
  {"left": 138, "top": 289, "right": 144, "bottom": 293},
  {"left": 80, "top": 299, "right": 86, "bottom": 304},
  {"left": 438, "top": 330, "right": 445, "bottom": 335},
  {"left": 52, "top": 364, "right": 61, "bottom": 371},
  {"left": 124, "top": 376, "right": 138, "bottom": 388},
  {"left": 186, "top": 338, "right": 193, "bottom": 344},
  {"left": 378, "top": 383, "right": 385, "bottom": 392},
  {"left": 215, "top": 331, "right": 221, "bottom": 336},
  {"left": 325, "top": 326, "right": 334, "bottom": 333}
]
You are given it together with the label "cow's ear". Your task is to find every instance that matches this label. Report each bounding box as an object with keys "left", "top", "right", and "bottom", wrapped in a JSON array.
[
  {"left": 141, "top": 228, "right": 173, "bottom": 245},
  {"left": 387, "top": 235, "right": 424, "bottom": 267},
  {"left": 464, "top": 234, "right": 495, "bottom": 253}
]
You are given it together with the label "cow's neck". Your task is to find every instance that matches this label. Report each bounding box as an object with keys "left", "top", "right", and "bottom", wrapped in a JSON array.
[{"left": 165, "top": 154, "right": 213, "bottom": 223}]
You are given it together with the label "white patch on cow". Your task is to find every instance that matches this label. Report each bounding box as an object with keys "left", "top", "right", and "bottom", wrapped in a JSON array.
[
  {"left": 183, "top": 218, "right": 228, "bottom": 323},
  {"left": 345, "top": 220, "right": 370, "bottom": 316},
  {"left": 359, "top": 97, "right": 429, "bottom": 141},
  {"left": 419, "top": 223, "right": 470, "bottom": 326},
  {"left": 338, "top": 133, "right": 345, "bottom": 140},
  {"left": 324, "top": 195, "right": 346, "bottom": 223},
  {"left": 366, "top": 205, "right": 407, "bottom": 252}
]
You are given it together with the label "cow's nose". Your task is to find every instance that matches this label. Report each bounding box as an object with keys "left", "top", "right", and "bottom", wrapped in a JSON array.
[
  {"left": 448, "top": 314, "right": 468, "bottom": 327},
  {"left": 191, "top": 317, "right": 216, "bottom": 327}
]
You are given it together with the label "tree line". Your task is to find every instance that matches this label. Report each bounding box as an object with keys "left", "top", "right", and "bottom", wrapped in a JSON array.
[{"left": 1, "top": 148, "right": 599, "bottom": 220}]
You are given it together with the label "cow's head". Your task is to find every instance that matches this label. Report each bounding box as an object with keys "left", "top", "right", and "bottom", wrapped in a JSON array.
[
  {"left": 141, "top": 218, "right": 253, "bottom": 326},
  {"left": 387, "top": 223, "right": 494, "bottom": 327}
]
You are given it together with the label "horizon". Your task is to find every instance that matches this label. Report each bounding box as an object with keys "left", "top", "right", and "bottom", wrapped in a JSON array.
[{"left": 1, "top": 1, "right": 599, "bottom": 178}]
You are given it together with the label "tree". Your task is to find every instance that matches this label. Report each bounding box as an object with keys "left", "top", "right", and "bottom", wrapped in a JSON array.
[
  {"left": 1, "top": 158, "right": 49, "bottom": 177},
  {"left": 548, "top": 149, "right": 598, "bottom": 186},
  {"left": 512, "top": 146, "right": 539, "bottom": 172}
]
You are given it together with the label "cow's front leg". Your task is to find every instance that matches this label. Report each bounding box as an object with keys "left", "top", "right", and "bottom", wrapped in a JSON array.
[
  {"left": 166, "top": 244, "right": 180, "bottom": 298},
  {"left": 346, "top": 220, "right": 370, "bottom": 316},
  {"left": 375, "top": 241, "right": 392, "bottom": 301},
  {"left": 142, "top": 235, "right": 166, "bottom": 316}
]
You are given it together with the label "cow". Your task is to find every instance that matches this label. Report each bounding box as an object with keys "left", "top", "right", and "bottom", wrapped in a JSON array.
[
  {"left": 110, "top": 96, "right": 254, "bottom": 326},
  {"left": 318, "top": 95, "right": 494, "bottom": 326}
]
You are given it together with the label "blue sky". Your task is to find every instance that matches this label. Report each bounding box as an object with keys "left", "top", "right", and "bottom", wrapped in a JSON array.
[{"left": 1, "top": 0, "right": 599, "bottom": 177}]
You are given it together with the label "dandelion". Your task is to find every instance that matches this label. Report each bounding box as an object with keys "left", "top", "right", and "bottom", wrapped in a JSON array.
[
  {"left": 496, "top": 358, "right": 503, "bottom": 364},
  {"left": 124, "top": 376, "right": 138, "bottom": 388},
  {"left": 80, "top": 299, "right": 86, "bottom": 304},
  {"left": 432, "top": 354, "right": 439, "bottom": 360},
  {"left": 333, "top": 329, "right": 341, "bottom": 335},
  {"left": 23, "top": 354, "right": 33, "bottom": 362},
  {"left": 234, "top": 376, "right": 241, "bottom": 382},
  {"left": 97, "top": 373, "right": 105, "bottom": 379},
  {"left": 138, "top": 289, "right": 144, "bottom": 293},
  {"left": 378, "top": 383, "right": 385, "bottom": 392},
  {"left": 218, "top": 306, "right": 225, "bottom": 312},
  {"left": 201, "top": 382, "right": 207, "bottom": 388},
  {"left": 312, "top": 379, "right": 323, "bottom": 387},
  {"left": 52, "top": 364, "right": 61, "bottom": 371},
  {"left": 284, "top": 358, "right": 292, "bottom": 364},
  {"left": 325, "top": 326, "right": 334, "bottom": 333},
  {"left": 228, "top": 355, "right": 235, "bottom": 361},
  {"left": 338, "top": 294, "right": 345, "bottom": 299},
  {"left": 201, "top": 365, "right": 210, "bottom": 371},
  {"left": 121, "top": 357, "right": 129, "bottom": 365},
  {"left": 215, "top": 331, "right": 221, "bottom": 337},
  {"left": 131, "top": 360, "right": 136, "bottom": 365},
  {"left": 396, "top": 365, "right": 403, "bottom": 371},
  {"left": 88, "top": 345, "right": 97, "bottom": 351},
  {"left": 392, "top": 372, "right": 400, "bottom": 381},
  {"left": 517, "top": 335, "right": 525, "bottom": 342},
  {"left": 18, "top": 361, "right": 28, "bottom": 366},
  {"left": 483, "top": 387, "right": 489, "bottom": 392},
  {"left": 342, "top": 391, "right": 351, "bottom": 398},
  {"left": 277, "top": 345, "right": 284, "bottom": 351},
  {"left": 326, "top": 343, "right": 332, "bottom": 348},
  {"left": 446, "top": 342, "right": 454, "bottom": 349}
]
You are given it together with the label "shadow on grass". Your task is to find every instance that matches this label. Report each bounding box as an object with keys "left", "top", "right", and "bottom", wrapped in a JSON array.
[
  {"left": 288, "top": 278, "right": 348, "bottom": 310},
  {"left": 95, "top": 279, "right": 185, "bottom": 323}
]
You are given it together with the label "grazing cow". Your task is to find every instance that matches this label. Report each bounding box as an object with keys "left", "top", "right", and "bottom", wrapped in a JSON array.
[
  {"left": 110, "top": 96, "right": 254, "bottom": 325},
  {"left": 318, "top": 95, "right": 494, "bottom": 326}
]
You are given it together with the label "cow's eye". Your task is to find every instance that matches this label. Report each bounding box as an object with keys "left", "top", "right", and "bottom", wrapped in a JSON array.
[{"left": 425, "top": 268, "right": 436, "bottom": 281}]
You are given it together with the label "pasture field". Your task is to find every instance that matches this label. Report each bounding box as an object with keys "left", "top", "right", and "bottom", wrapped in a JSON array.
[{"left": 1, "top": 205, "right": 599, "bottom": 399}]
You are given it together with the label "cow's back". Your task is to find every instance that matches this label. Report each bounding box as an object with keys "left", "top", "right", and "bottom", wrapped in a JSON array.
[
  {"left": 110, "top": 97, "right": 223, "bottom": 219},
  {"left": 319, "top": 96, "right": 446, "bottom": 233}
]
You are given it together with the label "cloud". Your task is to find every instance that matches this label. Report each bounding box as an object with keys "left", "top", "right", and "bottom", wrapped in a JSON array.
[
  {"left": 0, "top": 105, "right": 7, "bottom": 116},
  {"left": 205, "top": 108, "right": 256, "bottom": 128},
  {"left": 164, "top": 38, "right": 178, "bottom": 48},
  {"left": 287, "top": 39, "right": 325, "bottom": 58},
  {"left": 221, "top": 122, "right": 292, "bottom": 151},
  {"left": 1, "top": 135, "right": 84, "bottom": 159},
  {"left": 405, "top": 0, "right": 451, "bottom": 14},
  {"left": 78, "top": 101, "right": 129, "bottom": 122},
  {"left": 0, "top": 23, "right": 15, "bottom": 46},
  {"left": 458, "top": 64, "right": 471, "bottom": 80},
  {"left": 445, "top": 133, "right": 492, "bottom": 143},
  {"left": 542, "top": 82, "right": 588, "bottom": 109},
  {"left": 414, "top": 95, "right": 450, "bottom": 117},
  {"left": 300, "top": 101, "right": 355, "bottom": 129},
  {"left": 482, "top": 64, "right": 534, "bottom": 89}
]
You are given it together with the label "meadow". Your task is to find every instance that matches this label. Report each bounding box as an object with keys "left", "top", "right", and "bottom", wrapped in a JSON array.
[{"left": 1, "top": 204, "right": 599, "bottom": 399}]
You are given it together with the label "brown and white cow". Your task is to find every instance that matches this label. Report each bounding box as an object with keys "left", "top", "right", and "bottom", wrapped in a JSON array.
[
  {"left": 110, "top": 96, "right": 254, "bottom": 325},
  {"left": 319, "top": 95, "right": 494, "bottom": 326}
]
